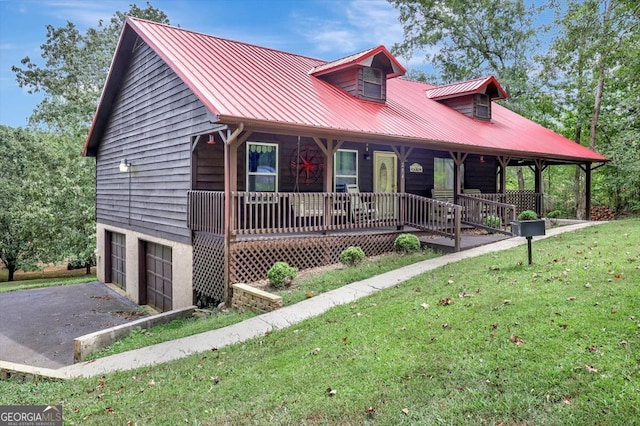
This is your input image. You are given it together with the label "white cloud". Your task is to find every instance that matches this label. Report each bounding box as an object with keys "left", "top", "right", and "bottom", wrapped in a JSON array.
[{"left": 36, "top": 0, "right": 131, "bottom": 29}]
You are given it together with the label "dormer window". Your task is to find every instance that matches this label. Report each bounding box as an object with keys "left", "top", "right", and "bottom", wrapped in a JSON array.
[
  {"left": 426, "top": 76, "right": 508, "bottom": 121},
  {"left": 474, "top": 94, "right": 491, "bottom": 120},
  {"left": 362, "top": 67, "right": 383, "bottom": 100},
  {"left": 309, "top": 46, "right": 406, "bottom": 104}
]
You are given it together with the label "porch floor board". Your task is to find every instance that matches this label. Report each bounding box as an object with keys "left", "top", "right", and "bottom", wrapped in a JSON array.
[
  {"left": 420, "top": 233, "right": 511, "bottom": 253},
  {"left": 233, "top": 226, "right": 415, "bottom": 241}
]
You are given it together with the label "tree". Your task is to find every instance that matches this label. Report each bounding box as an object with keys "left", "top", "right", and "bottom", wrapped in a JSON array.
[
  {"left": 7, "top": 4, "right": 171, "bottom": 278},
  {"left": 0, "top": 126, "right": 62, "bottom": 281},
  {"left": 541, "top": 0, "right": 640, "bottom": 216},
  {"left": 390, "top": 0, "right": 541, "bottom": 192},
  {"left": 390, "top": 0, "right": 536, "bottom": 110},
  {"left": 12, "top": 2, "right": 170, "bottom": 133}
]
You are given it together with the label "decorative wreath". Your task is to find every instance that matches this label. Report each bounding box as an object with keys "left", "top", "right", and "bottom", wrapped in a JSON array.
[{"left": 290, "top": 144, "right": 324, "bottom": 185}]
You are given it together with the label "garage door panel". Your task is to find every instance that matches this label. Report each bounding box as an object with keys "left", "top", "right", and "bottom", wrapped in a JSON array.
[{"left": 144, "top": 242, "right": 172, "bottom": 312}]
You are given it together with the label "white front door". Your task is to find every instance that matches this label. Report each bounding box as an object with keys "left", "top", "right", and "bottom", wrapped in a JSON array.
[{"left": 373, "top": 151, "right": 398, "bottom": 219}]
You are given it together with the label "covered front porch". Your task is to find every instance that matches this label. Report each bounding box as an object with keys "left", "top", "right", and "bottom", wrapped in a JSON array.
[{"left": 186, "top": 188, "right": 533, "bottom": 304}]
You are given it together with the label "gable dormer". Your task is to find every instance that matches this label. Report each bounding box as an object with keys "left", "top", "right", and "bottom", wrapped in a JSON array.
[
  {"left": 426, "top": 76, "right": 508, "bottom": 121},
  {"left": 310, "top": 46, "right": 406, "bottom": 103}
]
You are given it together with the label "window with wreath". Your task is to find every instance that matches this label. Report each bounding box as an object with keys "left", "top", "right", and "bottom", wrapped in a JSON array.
[
  {"left": 434, "top": 157, "right": 464, "bottom": 190},
  {"left": 334, "top": 149, "right": 358, "bottom": 190},
  {"left": 247, "top": 142, "right": 278, "bottom": 192}
]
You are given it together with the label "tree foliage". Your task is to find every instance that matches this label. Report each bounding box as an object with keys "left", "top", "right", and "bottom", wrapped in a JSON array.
[
  {"left": 390, "top": 0, "right": 536, "bottom": 109},
  {"left": 391, "top": 0, "right": 640, "bottom": 215},
  {"left": 12, "top": 2, "right": 169, "bottom": 133},
  {"left": 5, "top": 3, "right": 171, "bottom": 279},
  {"left": 541, "top": 0, "right": 640, "bottom": 215},
  {"left": 1, "top": 127, "right": 59, "bottom": 280}
]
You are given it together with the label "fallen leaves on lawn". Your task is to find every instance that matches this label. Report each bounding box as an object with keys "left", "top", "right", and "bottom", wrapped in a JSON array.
[
  {"left": 564, "top": 396, "right": 573, "bottom": 405},
  {"left": 509, "top": 335, "right": 524, "bottom": 345},
  {"left": 438, "top": 298, "right": 453, "bottom": 306},
  {"left": 421, "top": 303, "right": 429, "bottom": 309},
  {"left": 585, "top": 364, "right": 598, "bottom": 373},
  {"left": 312, "top": 347, "right": 321, "bottom": 355},
  {"left": 402, "top": 407, "right": 409, "bottom": 415},
  {"left": 326, "top": 387, "right": 337, "bottom": 396}
]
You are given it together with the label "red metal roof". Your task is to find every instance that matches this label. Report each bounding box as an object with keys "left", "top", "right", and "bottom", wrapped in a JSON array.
[
  {"left": 84, "top": 18, "right": 607, "bottom": 163},
  {"left": 310, "top": 45, "right": 406, "bottom": 78},
  {"left": 426, "top": 76, "right": 508, "bottom": 100}
]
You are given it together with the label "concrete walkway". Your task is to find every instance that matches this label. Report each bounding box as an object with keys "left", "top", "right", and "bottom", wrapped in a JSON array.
[{"left": 1, "top": 221, "right": 603, "bottom": 380}]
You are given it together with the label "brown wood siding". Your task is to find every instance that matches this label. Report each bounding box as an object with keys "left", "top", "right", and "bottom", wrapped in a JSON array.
[
  {"left": 441, "top": 96, "right": 474, "bottom": 118},
  {"left": 463, "top": 155, "right": 497, "bottom": 193},
  {"left": 319, "top": 69, "right": 358, "bottom": 97},
  {"left": 405, "top": 148, "right": 436, "bottom": 197},
  {"left": 95, "top": 42, "right": 213, "bottom": 244}
]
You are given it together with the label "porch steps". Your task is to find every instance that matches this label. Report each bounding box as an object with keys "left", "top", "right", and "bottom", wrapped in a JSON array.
[{"left": 420, "top": 233, "right": 511, "bottom": 253}]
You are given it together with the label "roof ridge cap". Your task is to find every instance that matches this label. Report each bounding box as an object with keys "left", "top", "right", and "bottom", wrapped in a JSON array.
[
  {"left": 429, "top": 75, "right": 494, "bottom": 89},
  {"left": 127, "top": 16, "right": 326, "bottom": 64}
]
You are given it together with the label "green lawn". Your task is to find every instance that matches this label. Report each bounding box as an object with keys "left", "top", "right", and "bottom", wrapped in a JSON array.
[
  {"left": 0, "top": 274, "right": 97, "bottom": 293},
  {"left": 1, "top": 219, "right": 638, "bottom": 425}
]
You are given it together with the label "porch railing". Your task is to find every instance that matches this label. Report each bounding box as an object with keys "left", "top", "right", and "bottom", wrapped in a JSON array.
[
  {"left": 188, "top": 190, "right": 225, "bottom": 234},
  {"left": 187, "top": 191, "right": 461, "bottom": 244},
  {"left": 230, "top": 191, "right": 404, "bottom": 235},
  {"left": 471, "top": 191, "right": 544, "bottom": 216},
  {"left": 457, "top": 194, "right": 516, "bottom": 235}
]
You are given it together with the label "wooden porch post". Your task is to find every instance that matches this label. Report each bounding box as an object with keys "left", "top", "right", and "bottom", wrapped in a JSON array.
[
  {"left": 497, "top": 156, "right": 509, "bottom": 193},
  {"left": 584, "top": 163, "right": 592, "bottom": 220},
  {"left": 219, "top": 124, "right": 245, "bottom": 304},
  {"left": 534, "top": 159, "right": 546, "bottom": 216},
  {"left": 449, "top": 151, "right": 468, "bottom": 202},
  {"left": 313, "top": 137, "right": 343, "bottom": 192}
]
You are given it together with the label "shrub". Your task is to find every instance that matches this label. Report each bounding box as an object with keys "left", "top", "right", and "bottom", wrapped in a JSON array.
[
  {"left": 393, "top": 233, "right": 421, "bottom": 254},
  {"left": 267, "top": 262, "right": 297, "bottom": 288},
  {"left": 546, "top": 210, "right": 561, "bottom": 219},
  {"left": 517, "top": 210, "right": 539, "bottom": 221},
  {"left": 483, "top": 215, "right": 502, "bottom": 229},
  {"left": 339, "top": 246, "right": 366, "bottom": 266}
]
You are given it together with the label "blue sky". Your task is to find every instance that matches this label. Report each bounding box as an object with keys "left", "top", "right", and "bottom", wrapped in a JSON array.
[{"left": 0, "top": 0, "right": 414, "bottom": 128}]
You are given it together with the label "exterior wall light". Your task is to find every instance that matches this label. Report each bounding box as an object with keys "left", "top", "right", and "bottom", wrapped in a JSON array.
[{"left": 119, "top": 158, "right": 131, "bottom": 173}]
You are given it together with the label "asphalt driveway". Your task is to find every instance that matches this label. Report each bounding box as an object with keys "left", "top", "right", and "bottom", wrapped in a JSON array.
[{"left": 0, "top": 282, "right": 144, "bottom": 369}]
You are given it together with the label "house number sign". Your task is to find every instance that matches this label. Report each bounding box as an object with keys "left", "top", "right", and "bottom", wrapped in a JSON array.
[{"left": 409, "top": 162, "right": 423, "bottom": 173}]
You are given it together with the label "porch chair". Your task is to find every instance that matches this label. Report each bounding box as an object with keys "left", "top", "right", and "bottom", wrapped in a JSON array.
[{"left": 346, "top": 184, "right": 377, "bottom": 223}]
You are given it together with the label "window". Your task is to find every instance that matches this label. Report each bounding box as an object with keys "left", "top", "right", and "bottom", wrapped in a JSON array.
[
  {"left": 334, "top": 149, "right": 358, "bottom": 190},
  {"left": 474, "top": 94, "right": 491, "bottom": 119},
  {"left": 434, "top": 158, "right": 464, "bottom": 190},
  {"left": 247, "top": 142, "right": 278, "bottom": 192},
  {"left": 362, "top": 67, "right": 383, "bottom": 100}
]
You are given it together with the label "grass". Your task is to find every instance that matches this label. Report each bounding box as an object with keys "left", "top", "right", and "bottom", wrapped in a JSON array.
[
  {"left": 1, "top": 219, "right": 639, "bottom": 425},
  {"left": 86, "top": 249, "right": 440, "bottom": 360},
  {"left": 0, "top": 272, "right": 97, "bottom": 293}
]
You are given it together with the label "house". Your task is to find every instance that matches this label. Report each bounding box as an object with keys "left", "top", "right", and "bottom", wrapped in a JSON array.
[{"left": 83, "top": 18, "right": 607, "bottom": 312}]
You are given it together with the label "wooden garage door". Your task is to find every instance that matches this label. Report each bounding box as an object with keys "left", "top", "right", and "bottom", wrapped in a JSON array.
[
  {"left": 144, "top": 242, "right": 172, "bottom": 312},
  {"left": 108, "top": 232, "right": 126, "bottom": 289}
]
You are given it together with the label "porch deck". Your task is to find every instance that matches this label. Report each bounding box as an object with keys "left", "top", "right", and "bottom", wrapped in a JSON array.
[{"left": 420, "top": 232, "right": 511, "bottom": 253}]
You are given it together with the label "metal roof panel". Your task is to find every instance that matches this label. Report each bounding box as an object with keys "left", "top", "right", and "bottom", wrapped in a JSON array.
[{"left": 84, "top": 18, "right": 606, "bottom": 163}]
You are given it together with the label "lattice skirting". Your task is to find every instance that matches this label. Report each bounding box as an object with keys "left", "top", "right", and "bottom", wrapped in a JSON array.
[
  {"left": 193, "top": 232, "right": 226, "bottom": 303},
  {"left": 228, "top": 232, "right": 400, "bottom": 284}
]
